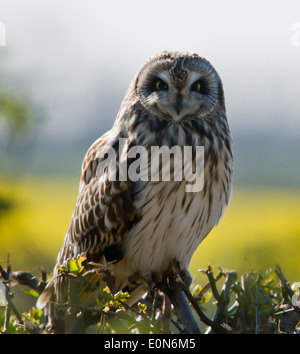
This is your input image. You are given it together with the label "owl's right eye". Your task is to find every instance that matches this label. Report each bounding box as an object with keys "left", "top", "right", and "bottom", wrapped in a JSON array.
[{"left": 154, "top": 79, "right": 168, "bottom": 91}]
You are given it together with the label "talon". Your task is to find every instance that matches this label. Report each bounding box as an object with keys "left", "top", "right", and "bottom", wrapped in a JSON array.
[{"left": 180, "top": 269, "right": 193, "bottom": 287}]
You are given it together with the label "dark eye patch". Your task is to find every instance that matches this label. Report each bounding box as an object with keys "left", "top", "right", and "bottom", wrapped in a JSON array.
[
  {"left": 148, "top": 77, "right": 168, "bottom": 92},
  {"left": 190, "top": 79, "right": 209, "bottom": 94}
]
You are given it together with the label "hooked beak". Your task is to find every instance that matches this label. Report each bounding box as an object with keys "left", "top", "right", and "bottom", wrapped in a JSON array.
[{"left": 174, "top": 93, "right": 183, "bottom": 115}]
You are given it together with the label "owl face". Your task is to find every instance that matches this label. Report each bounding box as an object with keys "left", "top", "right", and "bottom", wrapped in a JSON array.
[{"left": 136, "top": 51, "right": 224, "bottom": 122}]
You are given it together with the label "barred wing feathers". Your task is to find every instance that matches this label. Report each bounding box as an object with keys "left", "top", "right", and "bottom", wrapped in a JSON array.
[{"left": 37, "top": 130, "right": 137, "bottom": 309}]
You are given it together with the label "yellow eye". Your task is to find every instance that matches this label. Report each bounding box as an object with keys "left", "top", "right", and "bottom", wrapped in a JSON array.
[
  {"left": 155, "top": 80, "right": 168, "bottom": 91},
  {"left": 191, "top": 81, "right": 201, "bottom": 92}
]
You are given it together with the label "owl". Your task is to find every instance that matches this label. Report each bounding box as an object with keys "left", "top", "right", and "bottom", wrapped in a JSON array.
[{"left": 37, "top": 51, "right": 233, "bottom": 332}]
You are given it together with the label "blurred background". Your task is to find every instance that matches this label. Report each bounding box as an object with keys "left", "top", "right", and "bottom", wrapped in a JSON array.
[{"left": 0, "top": 0, "right": 300, "bottom": 309}]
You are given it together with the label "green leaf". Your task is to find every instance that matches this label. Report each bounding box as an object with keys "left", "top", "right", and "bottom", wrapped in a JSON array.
[
  {"left": 260, "top": 304, "right": 273, "bottom": 315},
  {"left": 23, "top": 306, "right": 43, "bottom": 325},
  {"left": 67, "top": 258, "right": 80, "bottom": 273},
  {"left": 114, "top": 291, "right": 129, "bottom": 302},
  {"left": 97, "top": 287, "right": 114, "bottom": 307},
  {"left": 137, "top": 302, "right": 147, "bottom": 313},
  {"left": 23, "top": 289, "right": 40, "bottom": 298},
  {"left": 57, "top": 254, "right": 87, "bottom": 274},
  {"left": 68, "top": 255, "right": 86, "bottom": 273}
]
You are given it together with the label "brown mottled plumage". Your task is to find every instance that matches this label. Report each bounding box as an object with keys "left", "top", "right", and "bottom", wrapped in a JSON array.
[{"left": 37, "top": 51, "right": 233, "bottom": 332}]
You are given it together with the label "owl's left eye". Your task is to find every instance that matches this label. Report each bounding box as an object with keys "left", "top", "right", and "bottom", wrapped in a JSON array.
[
  {"left": 191, "top": 80, "right": 202, "bottom": 92},
  {"left": 154, "top": 79, "right": 168, "bottom": 91}
]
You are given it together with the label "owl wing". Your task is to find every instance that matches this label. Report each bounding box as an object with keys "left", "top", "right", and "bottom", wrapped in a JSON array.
[
  {"left": 57, "top": 130, "right": 137, "bottom": 266},
  {"left": 37, "top": 129, "right": 137, "bottom": 310}
]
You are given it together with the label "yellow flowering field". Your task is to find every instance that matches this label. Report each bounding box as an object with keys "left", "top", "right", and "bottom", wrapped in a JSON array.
[{"left": 1, "top": 176, "right": 300, "bottom": 284}]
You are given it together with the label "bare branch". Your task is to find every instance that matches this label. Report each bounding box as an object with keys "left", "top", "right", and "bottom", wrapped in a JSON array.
[{"left": 159, "top": 274, "right": 201, "bottom": 334}]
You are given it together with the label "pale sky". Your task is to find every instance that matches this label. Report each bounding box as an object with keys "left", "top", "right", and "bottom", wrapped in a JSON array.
[{"left": 0, "top": 0, "right": 300, "bottom": 143}]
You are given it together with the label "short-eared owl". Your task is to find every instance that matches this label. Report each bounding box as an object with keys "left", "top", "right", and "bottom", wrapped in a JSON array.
[{"left": 38, "top": 51, "right": 233, "bottom": 332}]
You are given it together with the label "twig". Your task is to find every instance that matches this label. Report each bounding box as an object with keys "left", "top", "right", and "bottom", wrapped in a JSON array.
[
  {"left": 176, "top": 273, "right": 229, "bottom": 333},
  {"left": 161, "top": 293, "right": 172, "bottom": 333},
  {"left": 159, "top": 274, "right": 201, "bottom": 334},
  {"left": 255, "top": 286, "right": 260, "bottom": 334},
  {"left": 118, "top": 298, "right": 162, "bottom": 333},
  {"left": 196, "top": 270, "right": 224, "bottom": 300},
  {"left": 0, "top": 256, "right": 12, "bottom": 333},
  {"left": 275, "top": 264, "right": 294, "bottom": 300},
  {"left": 1, "top": 268, "right": 41, "bottom": 333},
  {"left": 201, "top": 267, "right": 236, "bottom": 333},
  {"left": 12, "top": 268, "right": 47, "bottom": 294},
  {"left": 65, "top": 276, "right": 85, "bottom": 333},
  {"left": 1, "top": 257, "right": 42, "bottom": 334},
  {"left": 204, "top": 265, "right": 221, "bottom": 302},
  {"left": 274, "top": 308, "right": 295, "bottom": 316}
]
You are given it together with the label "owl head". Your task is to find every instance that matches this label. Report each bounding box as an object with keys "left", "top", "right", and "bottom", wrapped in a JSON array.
[{"left": 134, "top": 51, "right": 225, "bottom": 122}]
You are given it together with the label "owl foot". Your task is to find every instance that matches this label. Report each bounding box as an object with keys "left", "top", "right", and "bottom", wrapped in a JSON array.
[
  {"left": 170, "top": 261, "right": 193, "bottom": 287},
  {"left": 179, "top": 268, "right": 193, "bottom": 287}
]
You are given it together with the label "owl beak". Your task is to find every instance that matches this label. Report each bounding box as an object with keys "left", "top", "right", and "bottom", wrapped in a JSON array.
[{"left": 174, "top": 94, "right": 183, "bottom": 115}]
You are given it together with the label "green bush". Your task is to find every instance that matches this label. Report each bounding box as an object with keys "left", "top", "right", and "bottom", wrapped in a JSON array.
[{"left": 1, "top": 258, "right": 300, "bottom": 334}]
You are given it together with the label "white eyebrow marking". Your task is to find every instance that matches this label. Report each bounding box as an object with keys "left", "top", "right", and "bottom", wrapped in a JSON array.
[
  {"left": 158, "top": 70, "right": 171, "bottom": 85},
  {"left": 188, "top": 71, "right": 202, "bottom": 86}
]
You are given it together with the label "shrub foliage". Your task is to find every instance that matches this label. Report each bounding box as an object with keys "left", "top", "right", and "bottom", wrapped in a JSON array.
[{"left": 1, "top": 256, "right": 300, "bottom": 334}]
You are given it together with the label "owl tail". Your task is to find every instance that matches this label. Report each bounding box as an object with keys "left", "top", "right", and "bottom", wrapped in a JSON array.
[
  {"left": 36, "top": 277, "right": 55, "bottom": 310},
  {"left": 126, "top": 283, "right": 150, "bottom": 306}
]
